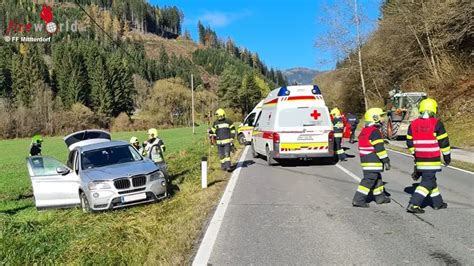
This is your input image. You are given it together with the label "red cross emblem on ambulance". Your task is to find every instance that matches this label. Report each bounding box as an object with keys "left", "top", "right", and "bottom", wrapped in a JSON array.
[{"left": 310, "top": 110, "right": 321, "bottom": 120}]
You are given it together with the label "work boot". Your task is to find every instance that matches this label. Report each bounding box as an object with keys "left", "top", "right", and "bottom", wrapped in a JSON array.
[
  {"left": 352, "top": 201, "right": 369, "bottom": 208},
  {"left": 433, "top": 202, "right": 448, "bottom": 210},
  {"left": 339, "top": 154, "right": 347, "bottom": 161},
  {"left": 407, "top": 204, "right": 425, "bottom": 214},
  {"left": 376, "top": 197, "right": 391, "bottom": 204}
]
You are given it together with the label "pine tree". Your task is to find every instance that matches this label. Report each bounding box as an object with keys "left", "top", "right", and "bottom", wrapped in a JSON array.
[
  {"left": 0, "top": 46, "right": 13, "bottom": 98},
  {"left": 90, "top": 58, "right": 112, "bottom": 115},
  {"left": 107, "top": 53, "right": 135, "bottom": 116},
  {"left": 198, "top": 21, "right": 205, "bottom": 45}
]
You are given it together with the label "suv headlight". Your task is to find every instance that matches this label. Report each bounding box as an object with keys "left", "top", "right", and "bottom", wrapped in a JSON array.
[
  {"left": 149, "top": 170, "right": 165, "bottom": 181},
  {"left": 88, "top": 181, "right": 112, "bottom": 190}
]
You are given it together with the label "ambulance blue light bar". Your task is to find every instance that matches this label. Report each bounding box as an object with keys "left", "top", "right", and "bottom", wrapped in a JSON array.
[
  {"left": 277, "top": 86, "right": 290, "bottom": 96},
  {"left": 312, "top": 85, "right": 322, "bottom": 95}
]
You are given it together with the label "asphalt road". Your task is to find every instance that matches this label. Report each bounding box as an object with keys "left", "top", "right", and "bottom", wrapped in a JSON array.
[{"left": 206, "top": 142, "right": 474, "bottom": 265}]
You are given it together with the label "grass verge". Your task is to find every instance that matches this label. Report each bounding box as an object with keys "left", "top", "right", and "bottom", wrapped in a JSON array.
[{"left": 0, "top": 126, "right": 242, "bottom": 264}]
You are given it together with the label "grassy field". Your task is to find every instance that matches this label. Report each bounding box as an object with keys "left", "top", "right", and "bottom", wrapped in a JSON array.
[{"left": 0, "top": 126, "right": 241, "bottom": 264}]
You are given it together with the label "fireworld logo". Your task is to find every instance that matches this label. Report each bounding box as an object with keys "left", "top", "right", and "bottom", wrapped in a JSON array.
[{"left": 3, "top": 4, "right": 86, "bottom": 42}]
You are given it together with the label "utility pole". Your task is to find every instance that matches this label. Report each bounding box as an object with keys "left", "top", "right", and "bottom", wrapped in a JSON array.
[{"left": 191, "top": 74, "right": 195, "bottom": 134}]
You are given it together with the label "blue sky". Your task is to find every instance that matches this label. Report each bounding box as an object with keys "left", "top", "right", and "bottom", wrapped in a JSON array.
[{"left": 150, "top": 0, "right": 383, "bottom": 71}]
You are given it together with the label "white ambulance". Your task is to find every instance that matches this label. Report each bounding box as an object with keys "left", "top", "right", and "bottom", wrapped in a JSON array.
[
  {"left": 237, "top": 100, "right": 263, "bottom": 145},
  {"left": 251, "top": 85, "right": 335, "bottom": 165}
]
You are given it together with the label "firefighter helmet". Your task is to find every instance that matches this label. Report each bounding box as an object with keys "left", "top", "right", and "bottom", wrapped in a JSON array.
[
  {"left": 31, "top": 134, "right": 43, "bottom": 144},
  {"left": 130, "top": 136, "right": 139, "bottom": 144},
  {"left": 364, "top": 107, "right": 386, "bottom": 123},
  {"left": 330, "top": 107, "right": 341, "bottom": 117},
  {"left": 419, "top": 98, "right": 438, "bottom": 115},
  {"left": 148, "top": 128, "right": 158, "bottom": 138},
  {"left": 215, "top": 108, "right": 226, "bottom": 120}
]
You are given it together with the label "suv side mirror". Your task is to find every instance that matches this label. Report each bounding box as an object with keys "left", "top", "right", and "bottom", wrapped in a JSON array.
[{"left": 56, "top": 167, "right": 70, "bottom": 175}]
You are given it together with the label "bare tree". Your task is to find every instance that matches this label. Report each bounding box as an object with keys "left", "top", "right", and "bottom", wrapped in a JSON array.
[{"left": 315, "top": 0, "right": 375, "bottom": 110}]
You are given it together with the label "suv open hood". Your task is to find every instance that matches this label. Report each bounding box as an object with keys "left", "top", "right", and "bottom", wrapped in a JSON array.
[{"left": 64, "top": 130, "right": 111, "bottom": 151}]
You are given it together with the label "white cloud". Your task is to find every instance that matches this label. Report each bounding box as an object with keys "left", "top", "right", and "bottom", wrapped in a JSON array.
[{"left": 196, "top": 10, "right": 252, "bottom": 28}]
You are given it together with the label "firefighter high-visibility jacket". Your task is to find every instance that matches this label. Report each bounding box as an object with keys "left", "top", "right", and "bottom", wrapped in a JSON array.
[
  {"left": 144, "top": 137, "right": 166, "bottom": 154},
  {"left": 358, "top": 125, "right": 389, "bottom": 172},
  {"left": 211, "top": 118, "right": 236, "bottom": 145},
  {"left": 332, "top": 117, "right": 344, "bottom": 138},
  {"left": 406, "top": 117, "right": 450, "bottom": 172}
]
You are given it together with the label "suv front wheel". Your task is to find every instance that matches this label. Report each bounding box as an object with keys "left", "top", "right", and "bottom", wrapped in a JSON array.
[{"left": 80, "top": 191, "right": 92, "bottom": 213}]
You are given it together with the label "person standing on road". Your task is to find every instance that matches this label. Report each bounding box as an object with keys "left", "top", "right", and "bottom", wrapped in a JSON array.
[
  {"left": 346, "top": 112, "right": 359, "bottom": 143},
  {"left": 406, "top": 98, "right": 450, "bottom": 214},
  {"left": 210, "top": 108, "right": 236, "bottom": 172},
  {"left": 330, "top": 108, "right": 347, "bottom": 161},
  {"left": 352, "top": 108, "right": 391, "bottom": 208},
  {"left": 29, "top": 134, "right": 43, "bottom": 156}
]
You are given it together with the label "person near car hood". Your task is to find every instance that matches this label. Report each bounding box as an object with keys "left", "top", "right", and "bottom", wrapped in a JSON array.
[
  {"left": 29, "top": 134, "right": 43, "bottom": 156},
  {"left": 144, "top": 128, "right": 166, "bottom": 155}
]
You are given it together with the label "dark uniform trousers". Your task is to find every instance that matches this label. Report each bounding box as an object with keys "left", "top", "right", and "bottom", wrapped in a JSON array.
[
  {"left": 218, "top": 144, "right": 231, "bottom": 170},
  {"left": 409, "top": 171, "right": 444, "bottom": 207},
  {"left": 353, "top": 171, "right": 389, "bottom": 204}
]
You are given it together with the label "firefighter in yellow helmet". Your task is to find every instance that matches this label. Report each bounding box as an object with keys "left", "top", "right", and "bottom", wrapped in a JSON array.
[
  {"left": 130, "top": 136, "right": 145, "bottom": 155},
  {"left": 330, "top": 107, "right": 347, "bottom": 161},
  {"left": 29, "top": 134, "right": 43, "bottom": 156},
  {"left": 352, "top": 108, "right": 391, "bottom": 207},
  {"left": 210, "top": 108, "right": 236, "bottom": 171},
  {"left": 406, "top": 98, "right": 450, "bottom": 214},
  {"left": 144, "top": 128, "right": 166, "bottom": 160}
]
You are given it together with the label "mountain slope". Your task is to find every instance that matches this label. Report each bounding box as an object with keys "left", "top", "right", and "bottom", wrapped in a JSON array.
[{"left": 283, "top": 68, "right": 322, "bottom": 85}]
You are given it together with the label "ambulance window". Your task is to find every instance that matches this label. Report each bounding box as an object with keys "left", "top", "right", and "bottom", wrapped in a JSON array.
[
  {"left": 244, "top": 113, "right": 256, "bottom": 126},
  {"left": 278, "top": 107, "right": 330, "bottom": 127},
  {"left": 254, "top": 112, "right": 262, "bottom": 127}
]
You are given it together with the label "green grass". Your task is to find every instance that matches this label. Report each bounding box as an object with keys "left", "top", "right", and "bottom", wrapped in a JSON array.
[{"left": 0, "top": 126, "right": 241, "bottom": 264}]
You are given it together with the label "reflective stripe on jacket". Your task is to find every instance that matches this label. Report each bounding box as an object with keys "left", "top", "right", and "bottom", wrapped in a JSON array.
[
  {"left": 407, "top": 118, "right": 450, "bottom": 172},
  {"left": 358, "top": 125, "right": 388, "bottom": 172},
  {"left": 211, "top": 118, "right": 235, "bottom": 145},
  {"left": 332, "top": 117, "right": 344, "bottom": 138}
]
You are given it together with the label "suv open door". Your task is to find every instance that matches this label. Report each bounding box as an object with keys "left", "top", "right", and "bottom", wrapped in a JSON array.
[{"left": 26, "top": 156, "right": 80, "bottom": 209}]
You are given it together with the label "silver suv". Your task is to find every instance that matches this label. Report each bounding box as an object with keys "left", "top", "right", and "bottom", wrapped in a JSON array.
[{"left": 26, "top": 130, "right": 168, "bottom": 212}]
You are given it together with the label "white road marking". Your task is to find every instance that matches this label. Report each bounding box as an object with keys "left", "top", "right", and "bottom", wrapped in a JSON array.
[
  {"left": 335, "top": 163, "right": 361, "bottom": 182},
  {"left": 387, "top": 148, "right": 474, "bottom": 175},
  {"left": 192, "top": 146, "right": 250, "bottom": 266}
]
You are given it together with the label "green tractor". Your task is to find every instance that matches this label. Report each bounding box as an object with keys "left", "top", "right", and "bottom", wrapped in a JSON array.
[{"left": 382, "top": 89, "right": 427, "bottom": 140}]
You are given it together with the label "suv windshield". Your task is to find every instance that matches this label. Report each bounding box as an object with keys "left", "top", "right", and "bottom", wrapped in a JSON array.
[
  {"left": 278, "top": 107, "right": 330, "bottom": 128},
  {"left": 81, "top": 145, "right": 142, "bottom": 170}
]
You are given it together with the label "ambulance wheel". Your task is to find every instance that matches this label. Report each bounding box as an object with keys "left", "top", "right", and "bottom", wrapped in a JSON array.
[
  {"left": 238, "top": 133, "right": 247, "bottom": 145},
  {"left": 266, "top": 146, "right": 276, "bottom": 166}
]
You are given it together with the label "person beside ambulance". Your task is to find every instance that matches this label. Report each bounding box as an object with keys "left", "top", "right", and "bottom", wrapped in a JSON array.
[
  {"left": 346, "top": 112, "right": 359, "bottom": 143},
  {"left": 210, "top": 108, "right": 236, "bottom": 172},
  {"left": 330, "top": 108, "right": 347, "bottom": 161},
  {"left": 352, "top": 108, "right": 391, "bottom": 207}
]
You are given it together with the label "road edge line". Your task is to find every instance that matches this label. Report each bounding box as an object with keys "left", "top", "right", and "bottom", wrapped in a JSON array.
[
  {"left": 335, "top": 163, "right": 361, "bottom": 182},
  {"left": 387, "top": 148, "right": 474, "bottom": 175},
  {"left": 192, "top": 146, "right": 250, "bottom": 266}
]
